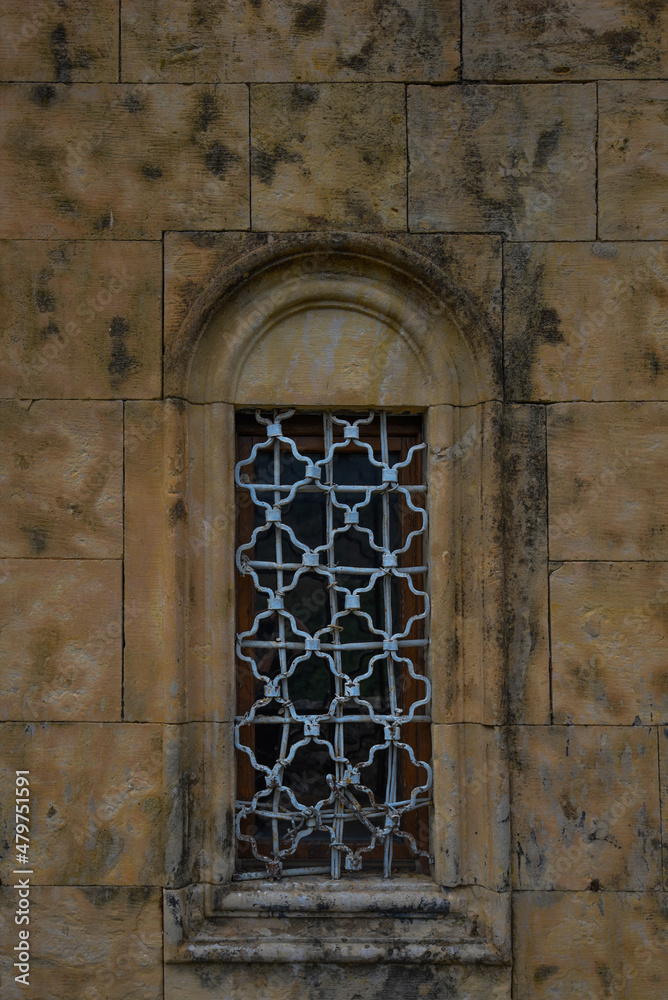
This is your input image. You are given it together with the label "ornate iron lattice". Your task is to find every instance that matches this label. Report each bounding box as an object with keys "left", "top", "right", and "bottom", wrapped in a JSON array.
[{"left": 234, "top": 410, "right": 432, "bottom": 880}]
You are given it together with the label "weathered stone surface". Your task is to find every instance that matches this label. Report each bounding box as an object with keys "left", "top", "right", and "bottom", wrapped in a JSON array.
[
  {"left": 513, "top": 891, "right": 668, "bottom": 1000},
  {"left": 431, "top": 724, "right": 510, "bottom": 890},
  {"left": 547, "top": 402, "right": 668, "bottom": 560},
  {"left": 165, "top": 962, "right": 511, "bottom": 1000},
  {"left": 0, "top": 400, "right": 123, "bottom": 558},
  {"left": 0, "top": 240, "right": 162, "bottom": 399},
  {"left": 0, "top": 886, "right": 163, "bottom": 1000},
  {"left": 599, "top": 82, "right": 668, "bottom": 240},
  {"left": 122, "top": 0, "right": 460, "bottom": 83},
  {"left": 250, "top": 84, "right": 406, "bottom": 231},
  {"left": 0, "top": 84, "right": 248, "bottom": 239},
  {"left": 0, "top": 559, "right": 121, "bottom": 721},
  {"left": 408, "top": 84, "right": 596, "bottom": 239},
  {"left": 661, "top": 726, "right": 668, "bottom": 890},
  {"left": 0, "top": 723, "right": 165, "bottom": 885},
  {"left": 463, "top": 0, "right": 668, "bottom": 81},
  {"left": 505, "top": 242, "right": 668, "bottom": 402},
  {"left": 503, "top": 404, "right": 550, "bottom": 725},
  {"left": 163, "top": 231, "right": 502, "bottom": 396},
  {"left": 510, "top": 726, "right": 661, "bottom": 891},
  {"left": 551, "top": 562, "right": 668, "bottom": 726},
  {"left": 0, "top": 1, "right": 119, "bottom": 83}
]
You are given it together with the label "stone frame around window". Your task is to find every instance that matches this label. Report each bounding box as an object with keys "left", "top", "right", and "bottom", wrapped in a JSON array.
[{"left": 125, "top": 233, "right": 510, "bottom": 977}]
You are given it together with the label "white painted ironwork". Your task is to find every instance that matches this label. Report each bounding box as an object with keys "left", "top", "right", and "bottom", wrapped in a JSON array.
[{"left": 234, "top": 410, "right": 432, "bottom": 879}]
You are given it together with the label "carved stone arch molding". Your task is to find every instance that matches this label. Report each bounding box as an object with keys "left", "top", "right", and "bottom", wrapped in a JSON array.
[{"left": 125, "top": 233, "right": 511, "bottom": 996}]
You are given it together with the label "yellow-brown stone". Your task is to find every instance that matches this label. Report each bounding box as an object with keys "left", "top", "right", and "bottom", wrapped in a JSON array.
[
  {"left": 510, "top": 726, "right": 661, "bottom": 891},
  {"left": 547, "top": 402, "right": 668, "bottom": 560},
  {"left": 464, "top": 0, "right": 667, "bottom": 81},
  {"left": 505, "top": 242, "right": 668, "bottom": 402},
  {"left": 122, "top": 0, "right": 460, "bottom": 83},
  {"left": 0, "top": 1, "right": 119, "bottom": 83},
  {"left": 551, "top": 562, "right": 668, "bottom": 726},
  {"left": 0, "top": 559, "right": 121, "bottom": 721},
  {"left": 0, "top": 723, "right": 165, "bottom": 885},
  {"left": 0, "top": 886, "right": 163, "bottom": 999},
  {"left": 599, "top": 82, "right": 668, "bottom": 240},
  {"left": 250, "top": 83, "right": 406, "bottom": 231},
  {"left": 0, "top": 84, "right": 249, "bottom": 239},
  {"left": 408, "top": 84, "right": 596, "bottom": 239},
  {"left": 0, "top": 400, "right": 123, "bottom": 558},
  {"left": 0, "top": 240, "right": 162, "bottom": 399},
  {"left": 513, "top": 891, "right": 668, "bottom": 1000}
]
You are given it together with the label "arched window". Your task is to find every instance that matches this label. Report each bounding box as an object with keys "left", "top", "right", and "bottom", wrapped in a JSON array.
[{"left": 130, "top": 234, "right": 510, "bottom": 967}]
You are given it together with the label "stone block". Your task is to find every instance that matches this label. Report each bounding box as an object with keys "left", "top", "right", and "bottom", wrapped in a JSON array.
[
  {"left": 510, "top": 726, "right": 661, "bottom": 891},
  {"left": 0, "top": 240, "right": 162, "bottom": 399},
  {"left": 547, "top": 402, "right": 668, "bottom": 560},
  {"left": 0, "top": 1, "right": 119, "bottom": 83},
  {"left": 0, "top": 886, "right": 162, "bottom": 1000},
  {"left": 250, "top": 83, "right": 406, "bottom": 231},
  {"left": 599, "top": 82, "right": 668, "bottom": 240},
  {"left": 463, "top": 0, "right": 667, "bottom": 81},
  {"left": 0, "top": 84, "right": 248, "bottom": 239},
  {"left": 505, "top": 242, "right": 668, "bottom": 402},
  {"left": 408, "top": 84, "right": 596, "bottom": 240},
  {"left": 551, "top": 562, "right": 668, "bottom": 726},
  {"left": 0, "top": 723, "right": 165, "bottom": 885},
  {"left": 0, "top": 559, "right": 121, "bottom": 721},
  {"left": 513, "top": 891, "right": 668, "bottom": 1000},
  {"left": 503, "top": 404, "right": 550, "bottom": 725},
  {"left": 165, "top": 962, "right": 511, "bottom": 1000},
  {"left": 0, "top": 400, "right": 123, "bottom": 559},
  {"left": 122, "top": 0, "right": 460, "bottom": 83}
]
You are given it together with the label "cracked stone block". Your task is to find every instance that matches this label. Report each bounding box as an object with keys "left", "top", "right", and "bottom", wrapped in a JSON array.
[
  {"left": 250, "top": 83, "right": 406, "bottom": 231},
  {"left": 547, "top": 402, "right": 668, "bottom": 560},
  {"left": 551, "top": 562, "right": 668, "bottom": 726},
  {"left": 513, "top": 891, "right": 668, "bottom": 1000},
  {"left": 0, "top": 240, "right": 162, "bottom": 399},
  {"left": 0, "top": 723, "right": 165, "bottom": 885},
  {"left": 599, "top": 82, "right": 668, "bottom": 240},
  {"left": 0, "top": 885, "right": 163, "bottom": 999},
  {"left": 0, "top": 559, "right": 121, "bottom": 721},
  {"left": 122, "top": 0, "right": 460, "bottom": 83},
  {"left": 0, "top": 83, "right": 248, "bottom": 239},
  {"left": 0, "top": 1, "right": 119, "bottom": 83},
  {"left": 510, "top": 725, "right": 661, "bottom": 891},
  {"left": 463, "top": 0, "right": 668, "bottom": 81},
  {"left": 408, "top": 83, "right": 596, "bottom": 240},
  {"left": 505, "top": 242, "right": 668, "bottom": 402},
  {"left": 0, "top": 400, "right": 123, "bottom": 559}
]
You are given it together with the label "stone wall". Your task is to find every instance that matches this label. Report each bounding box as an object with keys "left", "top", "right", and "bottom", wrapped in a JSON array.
[{"left": 0, "top": 3, "right": 667, "bottom": 999}]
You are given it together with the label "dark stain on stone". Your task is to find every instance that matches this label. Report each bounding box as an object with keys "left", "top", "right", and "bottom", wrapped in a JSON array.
[
  {"left": 205, "top": 141, "right": 240, "bottom": 178},
  {"left": 22, "top": 527, "right": 48, "bottom": 555},
  {"left": 337, "top": 38, "right": 375, "bottom": 72},
  {"left": 34, "top": 288, "right": 55, "bottom": 313},
  {"left": 534, "top": 964, "right": 559, "bottom": 983},
  {"left": 294, "top": 1, "right": 326, "bottom": 33},
  {"left": 590, "top": 878, "right": 601, "bottom": 891},
  {"left": 644, "top": 347, "right": 662, "bottom": 377},
  {"left": 50, "top": 23, "right": 73, "bottom": 82},
  {"left": 141, "top": 164, "right": 163, "bottom": 180},
  {"left": 108, "top": 316, "right": 139, "bottom": 381},
  {"left": 46, "top": 805, "right": 56, "bottom": 817},
  {"left": 291, "top": 83, "right": 320, "bottom": 109},
  {"left": 596, "top": 962, "right": 614, "bottom": 993},
  {"left": 124, "top": 91, "right": 144, "bottom": 114},
  {"left": 248, "top": 0, "right": 262, "bottom": 7},
  {"left": 56, "top": 198, "right": 80, "bottom": 217},
  {"left": 187, "top": 232, "right": 218, "bottom": 248},
  {"left": 41, "top": 319, "right": 63, "bottom": 341},
  {"left": 195, "top": 91, "right": 219, "bottom": 132},
  {"left": 93, "top": 211, "right": 113, "bottom": 231},
  {"left": 601, "top": 28, "right": 642, "bottom": 68},
  {"left": 505, "top": 255, "right": 565, "bottom": 399},
  {"left": 30, "top": 84, "right": 57, "bottom": 108},
  {"left": 533, "top": 121, "right": 563, "bottom": 169},
  {"left": 169, "top": 498, "right": 187, "bottom": 525},
  {"left": 82, "top": 886, "right": 116, "bottom": 906},
  {"left": 127, "top": 885, "right": 154, "bottom": 904},
  {"left": 251, "top": 143, "right": 303, "bottom": 185}
]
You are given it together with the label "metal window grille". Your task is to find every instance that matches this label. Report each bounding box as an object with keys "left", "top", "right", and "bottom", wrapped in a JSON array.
[{"left": 234, "top": 410, "right": 432, "bottom": 880}]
